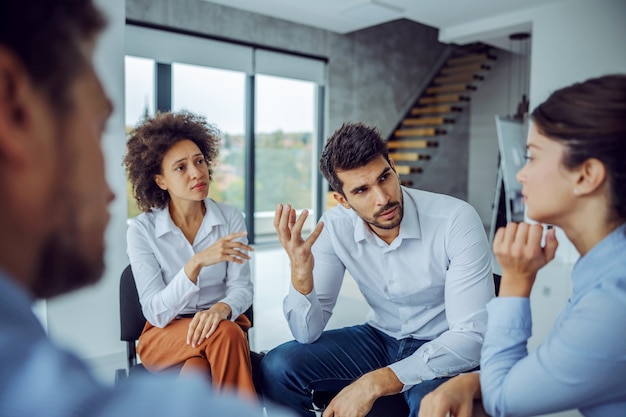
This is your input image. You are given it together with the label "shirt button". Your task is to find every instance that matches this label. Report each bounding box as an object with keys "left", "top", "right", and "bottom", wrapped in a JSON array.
[{"left": 389, "top": 280, "right": 395, "bottom": 285}]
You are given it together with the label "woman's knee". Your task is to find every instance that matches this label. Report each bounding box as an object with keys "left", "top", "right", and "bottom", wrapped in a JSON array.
[{"left": 213, "top": 319, "right": 247, "bottom": 342}]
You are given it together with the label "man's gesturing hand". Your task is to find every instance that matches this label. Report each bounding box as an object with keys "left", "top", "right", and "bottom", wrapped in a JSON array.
[{"left": 274, "top": 204, "right": 324, "bottom": 295}]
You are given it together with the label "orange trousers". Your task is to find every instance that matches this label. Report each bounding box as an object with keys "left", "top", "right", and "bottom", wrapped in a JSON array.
[{"left": 137, "top": 314, "right": 256, "bottom": 400}]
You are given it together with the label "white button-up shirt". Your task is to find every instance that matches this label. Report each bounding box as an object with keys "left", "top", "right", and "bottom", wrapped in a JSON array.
[
  {"left": 284, "top": 187, "right": 494, "bottom": 388},
  {"left": 127, "top": 198, "right": 253, "bottom": 328}
]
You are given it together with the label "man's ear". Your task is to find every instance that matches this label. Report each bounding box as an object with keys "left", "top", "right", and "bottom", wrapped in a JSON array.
[
  {"left": 574, "top": 158, "right": 607, "bottom": 196},
  {"left": 0, "top": 46, "right": 33, "bottom": 166},
  {"left": 154, "top": 174, "right": 167, "bottom": 191},
  {"left": 333, "top": 191, "right": 350, "bottom": 209}
]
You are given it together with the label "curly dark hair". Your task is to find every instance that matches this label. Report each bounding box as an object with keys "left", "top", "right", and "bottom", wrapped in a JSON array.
[
  {"left": 320, "top": 122, "right": 390, "bottom": 196},
  {"left": 124, "top": 111, "right": 221, "bottom": 213},
  {"left": 0, "top": 0, "right": 106, "bottom": 117},
  {"left": 532, "top": 74, "right": 626, "bottom": 223}
]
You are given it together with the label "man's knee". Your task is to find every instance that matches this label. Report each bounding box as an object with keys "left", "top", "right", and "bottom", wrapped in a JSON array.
[{"left": 260, "top": 341, "right": 301, "bottom": 380}]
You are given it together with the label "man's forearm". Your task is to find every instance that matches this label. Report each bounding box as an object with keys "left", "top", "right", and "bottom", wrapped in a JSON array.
[
  {"left": 359, "top": 367, "right": 404, "bottom": 398},
  {"left": 291, "top": 269, "right": 314, "bottom": 295}
]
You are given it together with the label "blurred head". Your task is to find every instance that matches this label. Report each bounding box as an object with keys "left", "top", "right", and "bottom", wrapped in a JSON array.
[
  {"left": 517, "top": 74, "right": 626, "bottom": 227},
  {"left": 321, "top": 122, "right": 403, "bottom": 237},
  {"left": 124, "top": 111, "right": 221, "bottom": 213},
  {"left": 0, "top": 0, "right": 112, "bottom": 298}
]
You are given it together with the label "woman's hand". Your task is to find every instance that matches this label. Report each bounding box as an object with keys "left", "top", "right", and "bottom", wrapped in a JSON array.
[
  {"left": 492, "top": 222, "right": 558, "bottom": 297},
  {"left": 184, "top": 231, "right": 254, "bottom": 283},
  {"left": 197, "top": 231, "right": 254, "bottom": 266},
  {"left": 419, "top": 373, "right": 481, "bottom": 417},
  {"left": 186, "top": 302, "right": 231, "bottom": 348}
]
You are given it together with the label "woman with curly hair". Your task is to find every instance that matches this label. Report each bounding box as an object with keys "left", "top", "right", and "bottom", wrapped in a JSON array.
[{"left": 124, "top": 110, "right": 256, "bottom": 399}]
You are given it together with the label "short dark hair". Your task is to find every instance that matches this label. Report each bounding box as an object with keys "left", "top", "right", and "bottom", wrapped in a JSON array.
[
  {"left": 0, "top": 0, "right": 106, "bottom": 116},
  {"left": 124, "top": 111, "right": 221, "bottom": 213},
  {"left": 532, "top": 74, "right": 626, "bottom": 223},
  {"left": 320, "top": 122, "right": 390, "bottom": 195}
]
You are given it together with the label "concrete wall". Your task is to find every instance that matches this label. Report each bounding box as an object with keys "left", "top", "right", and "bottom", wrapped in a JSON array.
[{"left": 125, "top": 0, "right": 466, "bottom": 196}]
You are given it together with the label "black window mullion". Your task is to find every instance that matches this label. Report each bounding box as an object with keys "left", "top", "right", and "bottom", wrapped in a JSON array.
[
  {"left": 155, "top": 62, "right": 172, "bottom": 112},
  {"left": 244, "top": 74, "right": 256, "bottom": 243}
]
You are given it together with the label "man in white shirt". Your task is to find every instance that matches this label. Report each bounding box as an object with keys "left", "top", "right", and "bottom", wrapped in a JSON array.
[{"left": 261, "top": 122, "right": 494, "bottom": 417}]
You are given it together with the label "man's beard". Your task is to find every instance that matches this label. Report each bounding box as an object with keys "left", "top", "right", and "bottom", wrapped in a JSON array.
[
  {"left": 350, "top": 192, "right": 404, "bottom": 231},
  {"left": 365, "top": 201, "right": 404, "bottom": 230},
  {"left": 32, "top": 224, "right": 104, "bottom": 299}
]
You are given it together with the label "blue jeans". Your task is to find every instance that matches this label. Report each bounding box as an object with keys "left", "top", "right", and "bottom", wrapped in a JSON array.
[{"left": 260, "top": 324, "right": 451, "bottom": 417}]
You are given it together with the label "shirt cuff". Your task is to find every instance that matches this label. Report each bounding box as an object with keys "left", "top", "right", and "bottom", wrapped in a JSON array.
[
  {"left": 486, "top": 297, "right": 531, "bottom": 330},
  {"left": 286, "top": 283, "right": 316, "bottom": 307},
  {"left": 387, "top": 354, "right": 438, "bottom": 392}
]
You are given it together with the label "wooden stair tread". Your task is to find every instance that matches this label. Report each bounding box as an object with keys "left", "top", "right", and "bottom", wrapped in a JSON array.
[
  {"left": 447, "top": 53, "right": 496, "bottom": 66},
  {"left": 441, "top": 62, "right": 491, "bottom": 75},
  {"left": 387, "top": 139, "right": 438, "bottom": 149},
  {"left": 419, "top": 94, "right": 469, "bottom": 104},
  {"left": 426, "top": 84, "right": 477, "bottom": 94},
  {"left": 434, "top": 73, "right": 484, "bottom": 84},
  {"left": 394, "top": 127, "right": 445, "bottom": 137},
  {"left": 388, "top": 152, "right": 431, "bottom": 161},
  {"left": 395, "top": 165, "right": 423, "bottom": 175},
  {"left": 402, "top": 117, "right": 453, "bottom": 126},
  {"left": 411, "top": 105, "right": 463, "bottom": 115}
]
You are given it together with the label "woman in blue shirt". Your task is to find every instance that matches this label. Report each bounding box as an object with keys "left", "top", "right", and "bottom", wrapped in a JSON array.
[
  {"left": 419, "top": 74, "right": 626, "bottom": 417},
  {"left": 124, "top": 111, "right": 256, "bottom": 399}
]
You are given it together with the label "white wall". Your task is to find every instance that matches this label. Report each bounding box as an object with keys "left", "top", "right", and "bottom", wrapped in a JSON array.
[
  {"left": 445, "top": 0, "right": 626, "bottom": 261},
  {"left": 529, "top": 0, "right": 626, "bottom": 262},
  {"left": 43, "top": 0, "right": 128, "bottom": 371},
  {"left": 467, "top": 50, "right": 528, "bottom": 232}
]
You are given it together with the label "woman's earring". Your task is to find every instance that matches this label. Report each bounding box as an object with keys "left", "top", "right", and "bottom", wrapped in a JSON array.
[{"left": 573, "top": 188, "right": 580, "bottom": 195}]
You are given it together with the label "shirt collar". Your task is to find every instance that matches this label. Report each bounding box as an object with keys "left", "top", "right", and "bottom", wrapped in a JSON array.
[
  {"left": 353, "top": 187, "right": 422, "bottom": 246},
  {"left": 154, "top": 198, "right": 226, "bottom": 238}
]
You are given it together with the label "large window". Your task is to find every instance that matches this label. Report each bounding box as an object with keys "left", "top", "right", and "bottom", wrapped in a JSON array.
[
  {"left": 172, "top": 63, "right": 247, "bottom": 212},
  {"left": 254, "top": 75, "right": 317, "bottom": 240},
  {"left": 125, "top": 25, "right": 326, "bottom": 244}
]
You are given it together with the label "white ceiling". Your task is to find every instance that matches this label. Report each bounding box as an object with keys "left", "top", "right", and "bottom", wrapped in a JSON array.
[{"left": 201, "top": 0, "right": 560, "bottom": 35}]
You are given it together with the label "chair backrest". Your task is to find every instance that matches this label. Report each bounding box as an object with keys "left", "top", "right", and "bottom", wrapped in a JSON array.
[
  {"left": 119, "top": 264, "right": 146, "bottom": 342},
  {"left": 493, "top": 273, "right": 501, "bottom": 296}
]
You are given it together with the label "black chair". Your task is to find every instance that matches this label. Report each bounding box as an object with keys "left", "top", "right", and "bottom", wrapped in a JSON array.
[
  {"left": 310, "top": 272, "right": 502, "bottom": 417},
  {"left": 115, "top": 264, "right": 263, "bottom": 394}
]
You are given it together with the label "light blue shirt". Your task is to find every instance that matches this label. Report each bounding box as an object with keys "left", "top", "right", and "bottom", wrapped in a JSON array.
[
  {"left": 481, "top": 223, "right": 626, "bottom": 417},
  {"left": 0, "top": 271, "right": 289, "bottom": 417},
  {"left": 284, "top": 187, "right": 494, "bottom": 388},
  {"left": 127, "top": 198, "right": 253, "bottom": 328}
]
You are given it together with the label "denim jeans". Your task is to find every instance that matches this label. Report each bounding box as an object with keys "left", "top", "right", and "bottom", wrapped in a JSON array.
[{"left": 260, "top": 324, "right": 451, "bottom": 417}]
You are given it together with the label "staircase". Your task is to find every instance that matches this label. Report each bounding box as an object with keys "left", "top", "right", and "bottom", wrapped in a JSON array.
[{"left": 388, "top": 44, "right": 497, "bottom": 187}]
